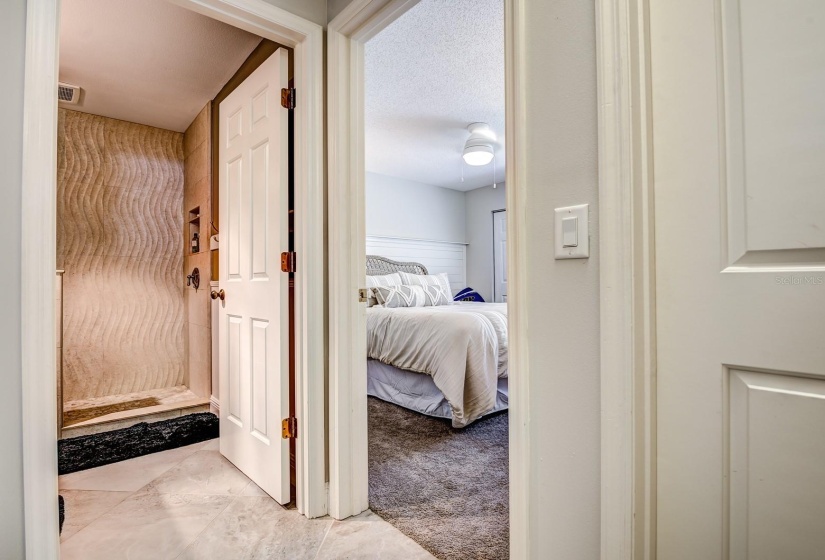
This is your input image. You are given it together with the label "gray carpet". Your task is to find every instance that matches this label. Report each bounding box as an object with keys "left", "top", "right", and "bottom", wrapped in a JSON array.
[{"left": 368, "top": 397, "right": 509, "bottom": 560}]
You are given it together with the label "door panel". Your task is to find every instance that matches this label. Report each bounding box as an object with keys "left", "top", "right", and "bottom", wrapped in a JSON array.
[
  {"left": 729, "top": 369, "right": 825, "bottom": 560},
  {"left": 218, "top": 48, "right": 290, "bottom": 504},
  {"left": 651, "top": 0, "right": 825, "bottom": 558}
]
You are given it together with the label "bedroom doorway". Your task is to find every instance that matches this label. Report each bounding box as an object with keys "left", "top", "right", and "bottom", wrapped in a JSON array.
[{"left": 336, "top": 1, "right": 510, "bottom": 558}]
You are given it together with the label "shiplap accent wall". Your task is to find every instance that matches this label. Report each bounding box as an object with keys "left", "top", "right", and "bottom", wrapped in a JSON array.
[{"left": 366, "top": 236, "right": 467, "bottom": 294}]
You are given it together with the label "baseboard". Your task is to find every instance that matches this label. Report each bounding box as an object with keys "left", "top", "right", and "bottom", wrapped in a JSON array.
[{"left": 209, "top": 395, "right": 220, "bottom": 416}]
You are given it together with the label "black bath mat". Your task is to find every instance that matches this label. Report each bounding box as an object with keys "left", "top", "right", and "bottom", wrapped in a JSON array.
[{"left": 58, "top": 412, "right": 219, "bottom": 475}]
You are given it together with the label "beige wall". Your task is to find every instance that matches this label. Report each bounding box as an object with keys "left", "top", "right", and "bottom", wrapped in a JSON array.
[
  {"left": 183, "top": 104, "right": 213, "bottom": 399},
  {"left": 263, "top": 0, "right": 326, "bottom": 25},
  {"left": 57, "top": 109, "right": 185, "bottom": 402},
  {"left": 0, "top": 0, "right": 26, "bottom": 556},
  {"left": 327, "top": 0, "right": 351, "bottom": 22}
]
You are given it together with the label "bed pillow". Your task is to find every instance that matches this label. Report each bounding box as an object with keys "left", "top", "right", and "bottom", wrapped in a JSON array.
[
  {"left": 365, "top": 272, "right": 403, "bottom": 307},
  {"left": 398, "top": 271, "right": 453, "bottom": 306},
  {"left": 373, "top": 285, "right": 428, "bottom": 308}
]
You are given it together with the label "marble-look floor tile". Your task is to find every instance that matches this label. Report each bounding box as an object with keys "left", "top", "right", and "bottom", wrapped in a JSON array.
[
  {"left": 200, "top": 438, "right": 219, "bottom": 451},
  {"left": 316, "top": 510, "right": 436, "bottom": 560},
  {"left": 177, "top": 496, "right": 333, "bottom": 560},
  {"left": 59, "top": 490, "right": 132, "bottom": 542},
  {"left": 60, "top": 492, "right": 232, "bottom": 560},
  {"left": 59, "top": 443, "right": 205, "bottom": 492},
  {"left": 240, "top": 481, "right": 269, "bottom": 497},
  {"left": 141, "top": 450, "right": 251, "bottom": 496}
]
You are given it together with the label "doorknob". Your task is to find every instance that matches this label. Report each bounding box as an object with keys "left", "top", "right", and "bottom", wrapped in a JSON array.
[{"left": 210, "top": 289, "right": 225, "bottom": 301}]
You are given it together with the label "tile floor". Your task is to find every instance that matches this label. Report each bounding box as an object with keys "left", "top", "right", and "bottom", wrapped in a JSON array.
[{"left": 59, "top": 439, "right": 435, "bottom": 559}]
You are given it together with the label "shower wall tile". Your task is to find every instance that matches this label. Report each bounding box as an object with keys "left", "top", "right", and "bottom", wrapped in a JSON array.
[
  {"left": 184, "top": 135, "right": 209, "bottom": 189},
  {"left": 103, "top": 187, "right": 183, "bottom": 259},
  {"left": 185, "top": 323, "right": 212, "bottom": 398},
  {"left": 183, "top": 104, "right": 213, "bottom": 400},
  {"left": 184, "top": 105, "right": 210, "bottom": 160},
  {"left": 184, "top": 252, "right": 211, "bottom": 328},
  {"left": 102, "top": 118, "right": 184, "bottom": 192},
  {"left": 58, "top": 109, "right": 184, "bottom": 402},
  {"left": 59, "top": 110, "right": 105, "bottom": 185}
]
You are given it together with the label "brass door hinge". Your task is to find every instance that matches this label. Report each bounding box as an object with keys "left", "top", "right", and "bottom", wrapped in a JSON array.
[
  {"left": 280, "top": 251, "right": 296, "bottom": 273},
  {"left": 282, "top": 417, "right": 297, "bottom": 439},
  {"left": 358, "top": 288, "right": 369, "bottom": 303},
  {"left": 280, "top": 88, "right": 296, "bottom": 110}
]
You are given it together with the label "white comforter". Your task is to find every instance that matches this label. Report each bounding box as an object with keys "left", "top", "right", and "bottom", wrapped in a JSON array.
[{"left": 367, "top": 302, "right": 508, "bottom": 427}]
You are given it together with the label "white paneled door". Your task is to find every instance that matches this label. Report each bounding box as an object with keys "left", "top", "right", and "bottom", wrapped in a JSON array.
[
  {"left": 218, "top": 49, "right": 290, "bottom": 504},
  {"left": 651, "top": 1, "right": 825, "bottom": 559},
  {"left": 493, "top": 210, "right": 507, "bottom": 303}
]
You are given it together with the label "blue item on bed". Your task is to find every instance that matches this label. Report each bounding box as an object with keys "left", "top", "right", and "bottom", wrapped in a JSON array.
[{"left": 454, "top": 287, "right": 485, "bottom": 302}]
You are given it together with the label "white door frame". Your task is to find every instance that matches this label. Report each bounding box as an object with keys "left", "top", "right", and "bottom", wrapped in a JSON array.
[
  {"left": 597, "top": 0, "right": 656, "bottom": 558},
  {"left": 21, "top": 0, "right": 325, "bottom": 556},
  {"left": 327, "top": 0, "right": 655, "bottom": 559}
]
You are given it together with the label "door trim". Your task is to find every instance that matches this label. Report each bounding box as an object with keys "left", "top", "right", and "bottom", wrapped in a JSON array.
[
  {"left": 596, "top": 0, "right": 656, "bottom": 558},
  {"left": 21, "top": 0, "right": 325, "bottom": 555}
]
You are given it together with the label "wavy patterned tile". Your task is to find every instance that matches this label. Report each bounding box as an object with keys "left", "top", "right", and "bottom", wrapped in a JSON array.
[
  {"left": 58, "top": 111, "right": 185, "bottom": 401},
  {"left": 102, "top": 118, "right": 184, "bottom": 192},
  {"left": 59, "top": 109, "right": 105, "bottom": 185}
]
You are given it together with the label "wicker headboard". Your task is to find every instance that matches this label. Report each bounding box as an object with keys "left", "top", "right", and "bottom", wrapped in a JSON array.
[{"left": 366, "top": 255, "right": 428, "bottom": 276}]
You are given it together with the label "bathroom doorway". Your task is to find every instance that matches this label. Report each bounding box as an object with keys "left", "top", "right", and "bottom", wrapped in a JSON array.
[{"left": 55, "top": 0, "right": 272, "bottom": 440}]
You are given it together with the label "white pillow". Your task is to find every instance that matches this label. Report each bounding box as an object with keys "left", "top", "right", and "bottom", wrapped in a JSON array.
[
  {"left": 365, "top": 273, "right": 403, "bottom": 307},
  {"left": 398, "top": 271, "right": 453, "bottom": 306},
  {"left": 373, "top": 285, "right": 427, "bottom": 308}
]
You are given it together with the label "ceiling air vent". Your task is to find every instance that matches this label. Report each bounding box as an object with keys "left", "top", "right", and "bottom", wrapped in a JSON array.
[{"left": 58, "top": 82, "right": 81, "bottom": 104}]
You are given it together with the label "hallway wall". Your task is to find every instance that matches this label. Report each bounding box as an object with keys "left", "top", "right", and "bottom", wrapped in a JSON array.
[
  {"left": 0, "top": 0, "right": 26, "bottom": 556},
  {"left": 57, "top": 109, "right": 185, "bottom": 402}
]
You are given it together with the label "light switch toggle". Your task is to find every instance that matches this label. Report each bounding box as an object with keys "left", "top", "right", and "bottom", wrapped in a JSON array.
[
  {"left": 562, "top": 217, "right": 578, "bottom": 247},
  {"left": 554, "top": 203, "right": 590, "bottom": 259}
]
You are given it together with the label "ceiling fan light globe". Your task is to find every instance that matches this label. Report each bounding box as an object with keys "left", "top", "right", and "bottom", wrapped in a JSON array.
[{"left": 462, "top": 144, "right": 494, "bottom": 166}]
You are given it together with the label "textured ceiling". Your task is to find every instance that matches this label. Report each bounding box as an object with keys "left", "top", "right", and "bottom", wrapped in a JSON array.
[
  {"left": 365, "top": 0, "right": 504, "bottom": 191},
  {"left": 59, "top": 0, "right": 262, "bottom": 132}
]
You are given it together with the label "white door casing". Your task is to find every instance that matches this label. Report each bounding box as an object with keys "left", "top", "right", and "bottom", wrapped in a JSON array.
[
  {"left": 493, "top": 210, "right": 508, "bottom": 302},
  {"left": 218, "top": 48, "right": 290, "bottom": 504},
  {"left": 651, "top": 1, "right": 825, "bottom": 558}
]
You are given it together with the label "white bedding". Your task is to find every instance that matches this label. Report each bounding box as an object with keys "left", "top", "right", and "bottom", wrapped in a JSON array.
[{"left": 366, "top": 302, "right": 508, "bottom": 427}]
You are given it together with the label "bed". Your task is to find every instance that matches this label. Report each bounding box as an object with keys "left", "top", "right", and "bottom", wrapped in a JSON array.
[{"left": 365, "top": 255, "right": 509, "bottom": 428}]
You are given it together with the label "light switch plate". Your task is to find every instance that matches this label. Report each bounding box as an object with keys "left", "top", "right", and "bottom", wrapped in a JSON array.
[{"left": 555, "top": 204, "right": 589, "bottom": 259}]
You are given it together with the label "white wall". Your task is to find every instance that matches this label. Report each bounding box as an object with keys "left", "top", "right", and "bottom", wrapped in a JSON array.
[
  {"left": 0, "top": 0, "right": 26, "bottom": 557},
  {"left": 520, "top": 0, "right": 601, "bottom": 557},
  {"left": 365, "top": 172, "right": 466, "bottom": 243},
  {"left": 465, "top": 184, "right": 506, "bottom": 301}
]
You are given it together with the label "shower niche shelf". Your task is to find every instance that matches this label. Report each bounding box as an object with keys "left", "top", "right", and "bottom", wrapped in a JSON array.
[{"left": 188, "top": 207, "right": 202, "bottom": 255}]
